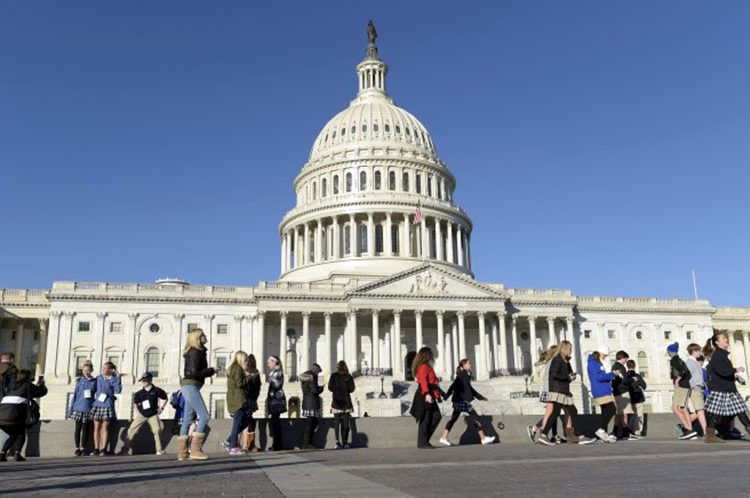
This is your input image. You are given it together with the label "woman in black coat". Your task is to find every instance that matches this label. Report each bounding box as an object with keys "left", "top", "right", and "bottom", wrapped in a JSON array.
[
  {"left": 539, "top": 341, "right": 584, "bottom": 445},
  {"left": 0, "top": 369, "right": 48, "bottom": 461},
  {"left": 439, "top": 359, "right": 495, "bottom": 446},
  {"left": 299, "top": 363, "right": 323, "bottom": 449},
  {"left": 328, "top": 361, "right": 355, "bottom": 449}
]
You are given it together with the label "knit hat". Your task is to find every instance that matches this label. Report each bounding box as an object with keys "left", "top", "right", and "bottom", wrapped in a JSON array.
[{"left": 666, "top": 342, "right": 679, "bottom": 354}]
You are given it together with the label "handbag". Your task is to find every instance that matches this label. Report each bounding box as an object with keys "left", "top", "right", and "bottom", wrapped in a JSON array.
[{"left": 25, "top": 383, "right": 40, "bottom": 428}]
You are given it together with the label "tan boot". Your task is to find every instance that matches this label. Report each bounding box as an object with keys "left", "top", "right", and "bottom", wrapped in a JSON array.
[
  {"left": 189, "top": 432, "right": 209, "bottom": 460},
  {"left": 177, "top": 436, "right": 189, "bottom": 461},
  {"left": 246, "top": 432, "right": 259, "bottom": 453},
  {"left": 704, "top": 430, "right": 725, "bottom": 443},
  {"left": 565, "top": 427, "right": 579, "bottom": 444}
]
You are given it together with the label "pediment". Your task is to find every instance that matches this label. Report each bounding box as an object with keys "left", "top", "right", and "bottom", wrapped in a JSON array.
[{"left": 346, "top": 264, "right": 504, "bottom": 300}]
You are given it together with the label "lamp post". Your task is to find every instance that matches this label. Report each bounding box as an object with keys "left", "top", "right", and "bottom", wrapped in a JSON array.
[
  {"left": 524, "top": 374, "right": 530, "bottom": 396},
  {"left": 378, "top": 374, "right": 387, "bottom": 399}
]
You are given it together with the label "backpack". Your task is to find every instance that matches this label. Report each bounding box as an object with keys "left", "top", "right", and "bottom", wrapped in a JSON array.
[{"left": 169, "top": 390, "right": 182, "bottom": 409}]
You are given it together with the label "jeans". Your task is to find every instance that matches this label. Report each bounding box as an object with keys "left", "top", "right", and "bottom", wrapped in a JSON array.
[
  {"left": 227, "top": 408, "right": 249, "bottom": 449},
  {"left": 179, "top": 384, "right": 210, "bottom": 436}
]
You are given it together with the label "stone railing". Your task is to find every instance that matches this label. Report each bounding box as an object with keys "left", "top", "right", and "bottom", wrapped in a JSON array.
[
  {"left": 50, "top": 281, "right": 255, "bottom": 299},
  {"left": 0, "top": 288, "right": 50, "bottom": 303},
  {"left": 506, "top": 288, "right": 573, "bottom": 297},
  {"left": 257, "top": 280, "right": 352, "bottom": 293},
  {"left": 578, "top": 296, "right": 711, "bottom": 306}
]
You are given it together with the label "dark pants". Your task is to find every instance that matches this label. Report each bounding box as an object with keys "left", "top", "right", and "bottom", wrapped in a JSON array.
[
  {"left": 302, "top": 417, "right": 319, "bottom": 448},
  {"left": 74, "top": 420, "right": 93, "bottom": 451},
  {"left": 227, "top": 408, "right": 249, "bottom": 449},
  {"left": 270, "top": 413, "right": 282, "bottom": 450},
  {"left": 1, "top": 425, "right": 26, "bottom": 456},
  {"left": 445, "top": 408, "right": 481, "bottom": 432},
  {"left": 418, "top": 402, "right": 441, "bottom": 447},
  {"left": 535, "top": 415, "right": 558, "bottom": 437},
  {"left": 334, "top": 413, "right": 351, "bottom": 444},
  {"left": 541, "top": 403, "right": 577, "bottom": 435},
  {"left": 600, "top": 402, "right": 616, "bottom": 432}
]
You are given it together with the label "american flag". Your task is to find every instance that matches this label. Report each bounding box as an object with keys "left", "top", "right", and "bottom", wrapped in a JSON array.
[{"left": 413, "top": 201, "right": 423, "bottom": 225}]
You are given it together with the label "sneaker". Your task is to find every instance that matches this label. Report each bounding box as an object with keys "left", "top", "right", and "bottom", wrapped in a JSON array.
[
  {"left": 689, "top": 435, "right": 699, "bottom": 440},
  {"left": 481, "top": 436, "right": 496, "bottom": 445},
  {"left": 555, "top": 436, "right": 567, "bottom": 444},
  {"left": 674, "top": 424, "right": 686, "bottom": 438},
  {"left": 526, "top": 426, "right": 536, "bottom": 443},
  {"left": 679, "top": 430, "right": 698, "bottom": 440},
  {"left": 607, "top": 435, "right": 618, "bottom": 443},
  {"left": 229, "top": 447, "right": 244, "bottom": 456},
  {"left": 578, "top": 437, "right": 597, "bottom": 445},
  {"left": 92, "top": 449, "right": 100, "bottom": 456},
  {"left": 628, "top": 434, "right": 640, "bottom": 441},
  {"left": 13, "top": 454, "right": 26, "bottom": 462},
  {"left": 334, "top": 442, "right": 343, "bottom": 450},
  {"left": 438, "top": 437, "right": 452, "bottom": 447},
  {"left": 74, "top": 449, "right": 83, "bottom": 457},
  {"left": 343, "top": 444, "right": 351, "bottom": 449},
  {"left": 536, "top": 434, "right": 555, "bottom": 446},
  {"left": 221, "top": 439, "right": 231, "bottom": 451},
  {"left": 595, "top": 429, "right": 611, "bottom": 442},
  {"left": 156, "top": 450, "right": 166, "bottom": 456}
]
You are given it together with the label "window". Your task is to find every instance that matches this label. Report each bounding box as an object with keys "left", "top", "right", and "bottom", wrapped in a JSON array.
[
  {"left": 215, "top": 355, "right": 228, "bottom": 377},
  {"left": 437, "top": 181, "right": 442, "bottom": 199},
  {"left": 374, "top": 171, "right": 382, "bottom": 190},
  {"left": 415, "top": 173, "right": 422, "bottom": 194},
  {"left": 402, "top": 172, "right": 409, "bottom": 191},
  {"left": 664, "top": 330, "right": 671, "bottom": 340},
  {"left": 312, "top": 182, "right": 317, "bottom": 200},
  {"left": 405, "top": 127, "right": 411, "bottom": 136},
  {"left": 333, "top": 175, "right": 339, "bottom": 194},
  {"left": 78, "top": 321, "right": 90, "bottom": 332},
  {"left": 346, "top": 172, "right": 353, "bottom": 192},
  {"left": 33, "top": 331, "right": 40, "bottom": 341},
  {"left": 109, "top": 322, "right": 122, "bottom": 333},
  {"left": 106, "top": 355, "right": 120, "bottom": 369},
  {"left": 636, "top": 330, "right": 643, "bottom": 340},
  {"left": 385, "top": 123, "right": 390, "bottom": 133},
  {"left": 344, "top": 224, "right": 352, "bottom": 255},
  {"left": 359, "top": 171, "right": 367, "bottom": 191},
  {"left": 584, "top": 330, "right": 591, "bottom": 339},
  {"left": 427, "top": 175, "right": 433, "bottom": 196},
  {"left": 686, "top": 331, "right": 693, "bottom": 340},
  {"left": 213, "top": 398, "right": 226, "bottom": 419},
  {"left": 11, "top": 331, "right": 16, "bottom": 341},
  {"left": 187, "top": 323, "right": 199, "bottom": 332},
  {"left": 389, "top": 171, "right": 396, "bottom": 191},
  {"left": 359, "top": 225, "right": 368, "bottom": 255},
  {"left": 332, "top": 130, "right": 336, "bottom": 139},
  {"left": 322, "top": 178, "right": 327, "bottom": 197},
  {"left": 148, "top": 323, "right": 160, "bottom": 333},
  {"left": 395, "top": 125, "right": 401, "bottom": 134},
  {"left": 373, "top": 123, "right": 379, "bottom": 132},
  {"left": 637, "top": 351, "right": 649, "bottom": 378},
  {"left": 362, "top": 124, "right": 367, "bottom": 133},
  {"left": 391, "top": 224, "right": 399, "bottom": 254},
  {"left": 351, "top": 125, "right": 356, "bottom": 134},
  {"left": 144, "top": 347, "right": 161, "bottom": 377},
  {"left": 217, "top": 324, "right": 228, "bottom": 335},
  {"left": 324, "top": 133, "right": 328, "bottom": 143},
  {"left": 607, "top": 330, "right": 615, "bottom": 340},
  {"left": 375, "top": 224, "right": 384, "bottom": 253},
  {"left": 341, "top": 127, "right": 345, "bottom": 136}
]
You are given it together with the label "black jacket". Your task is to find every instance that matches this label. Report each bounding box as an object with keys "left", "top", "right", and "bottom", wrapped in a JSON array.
[
  {"left": 0, "top": 362, "right": 18, "bottom": 396},
  {"left": 0, "top": 379, "right": 47, "bottom": 426},
  {"left": 548, "top": 356, "right": 573, "bottom": 396},
  {"left": 181, "top": 347, "right": 215, "bottom": 386},
  {"left": 244, "top": 371, "right": 262, "bottom": 403},
  {"left": 327, "top": 372, "right": 355, "bottom": 411},
  {"left": 707, "top": 348, "right": 737, "bottom": 393},
  {"left": 669, "top": 355, "right": 691, "bottom": 389},
  {"left": 627, "top": 370, "right": 647, "bottom": 404},
  {"left": 446, "top": 369, "right": 485, "bottom": 403},
  {"left": 300, "top": 369, "right": 324, "bottom": 411},
  {"left": 611, "top": 362, "right": 631, "bottom": 396}
]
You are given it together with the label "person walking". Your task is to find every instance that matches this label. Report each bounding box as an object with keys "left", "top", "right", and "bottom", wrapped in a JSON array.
[
  {"left": 611, "top": 351, "right": 634, "bottom": 440},
  {"left": 266, "top": 355, "right": 286, "bottom": 451},
  {"left": 410, "top": 347, "right": 443, "bottom": 449},
  {"left": 121, "top": 373, "right": 168, "bottom": 455},
  {"left": 300, "top": 363, "right": 324, "bottom": 449},
  {"left": 703, "top": 332, "right": 750, "bottom": 443},
  {"left": 626, "top": 359, "right": 647, "bottom": 437},
  {"left": 91, "top": 361, "right": 122, "bottom": 456},
  {"left": 328, "top": 360, "right": 355, "bottom": 449},
  {"left": 527, "top": 345, "right": 560, "bottom": 444},
  {"left": 223, "top": 351, "right": 252, "bottom": 456},
  {"left": 667, "top": 342, "right": 698, "bottom": 440},
  {"left": 177, "top": 329, "right": 219, "bottom": 461},
  {"left": 586, "top": 348, "right": 618, "bottom": 443},
  {"left": 242, "top": 354, "right": 262, "bottom": 453},
  {"left": 685, "top": 343, "right": 708, "bottom": 436},
  {"left": 0, "top": 369, "right": 47, "bottom": 461},
  {"left": 540, "top": 341, "right": 589, "bottom": 445},
  {"left": 68, "top": 361, "right": 97, "bottom": 456},
  {"left": 439, "top": 359, "right": 495, "bottom": 446}
]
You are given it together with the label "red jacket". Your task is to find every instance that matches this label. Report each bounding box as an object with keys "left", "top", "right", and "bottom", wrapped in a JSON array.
[{"left": 416, "top": 363, "right": 441, "bottom": 400}]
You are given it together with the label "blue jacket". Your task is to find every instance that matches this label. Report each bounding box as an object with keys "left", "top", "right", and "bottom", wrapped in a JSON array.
[
  {"left": 69, "top": 375, "right": 97, "bottom": 416},
  {"left": 587, "top": 354, "right": 615, "bottom": 399},
  {"left": 91, "top": 374, "right": 122, "bottom": 410}
]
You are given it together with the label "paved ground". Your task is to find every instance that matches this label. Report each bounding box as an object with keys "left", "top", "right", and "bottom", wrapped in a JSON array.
[{"left": 2, "top": 438, "right": 749, "bottom": 497}]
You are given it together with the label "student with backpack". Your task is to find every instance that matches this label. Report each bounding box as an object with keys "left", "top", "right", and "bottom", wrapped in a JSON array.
[
  {"left": 667, "top": 342, "right": 698, "bottom": 440},
  {"left": 626, "top": 359, "right": 646, "bottom": 437}
]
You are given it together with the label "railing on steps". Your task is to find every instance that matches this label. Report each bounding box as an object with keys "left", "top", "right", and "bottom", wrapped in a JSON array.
[{"left": 491, "top": 368, "right": 532, "bottom": 377}]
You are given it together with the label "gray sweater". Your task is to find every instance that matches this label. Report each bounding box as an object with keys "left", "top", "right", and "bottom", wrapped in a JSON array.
[{"left": 685, "top": 356, "right": 704, "bottom": 389}]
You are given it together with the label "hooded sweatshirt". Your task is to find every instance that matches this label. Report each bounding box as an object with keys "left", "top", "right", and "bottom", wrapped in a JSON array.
[{"left": 587, "top": 354, "right": 615, "bottom": 399}]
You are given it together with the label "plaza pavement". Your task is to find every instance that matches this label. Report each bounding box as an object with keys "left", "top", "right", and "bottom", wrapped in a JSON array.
[{"left": 1, "top": 438, "right": 749, "bottom": 497}]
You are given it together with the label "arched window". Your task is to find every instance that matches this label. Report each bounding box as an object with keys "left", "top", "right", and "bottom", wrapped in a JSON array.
[
  {"left": 344, "top": 224, "right": 352, "bottom": 255},
  {"left": 426, "top": 175, "right": 432, "bottom": 196},
  {"left": 359, "top": 171, "right": 367, "bottom": 191},
  {"left": 637, "top": 351, "right": 649, "bottom": 378},
  {"left": 389, "top": 171, "right": 396, "bottom": 191},
  {"left": 395, "top": 125, "right": 401, "bottom": 135},
  {"left": 373, "top": 123, "right": 379, "bottom": 133},
  {"left": 321, "top": 229, "right": 327, "bottom": 261},
  {"left": 346, "top": 172, "right": 353, "bottom": 192},
  {"left": 359, "top": 225, "right": 368, "bottom": 255},
  {"left": 312, "top": 182, "right": 317, "bottom": 200},
  {"left": 385, "top": 123, "right": 391, "bottom": 133},
  {"left": 145, "top": 347, "right": 161, "bottom": 377},
  {"left": 362, "top": 123, "right": 368, "bottom": 133},
  {"left": 391, "top": 224, "right": 400, "bottom": 254},
  {"left": 437, "top": 179, "right": 442, "bottom": 199},
  {"left": 351, "top": 125, "right": 356, "bottom": 134},
  {"left": 322, "top": 178, "right": 327, "bottom": 197},
  {"left": 415, "top": 173, "right": 422, "bottom": 194},
  {"left": 341, "top": 127, "right": 346, "bottom": 137},
  {"left": 374, "top": 171, "right": 382, "bottom": 190},
  {"left": 375, "top": 224, "right": 384, "bottom": 253},
  {"left": 405, "top": 127, "right": 411, "bottom": 136},
  {"left": 333, "top": 175, "right": 339, "bottom": 194},
  {"left": 402, "top": 172, "right": 409, "bottom": 192}
]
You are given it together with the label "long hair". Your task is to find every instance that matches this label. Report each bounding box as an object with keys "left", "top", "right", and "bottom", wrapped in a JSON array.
[
  {"left": 183, "top": 329, "right": 205, "bottom": 356},
  {"left": 541, "top": 345, "right": 558, "bottom": 364},
  {"left": 455, "top": 358, "right": 470, "bottom": 375},
  {"left": 411, "top": 346, "right": 434, "bottom": 378},
  {"left": 556, "top": 340, "right": 572, "bottom": 361},
  {"left": 230, "top": 350, "right": 248, "bottom": 373},
  {"left": 337, "top": 360, "right": 350, "bottom": 376},
  {"left": 592, "top": 351, "right": 602, "bottom": 363},
  {"left": 703, "top": 337, "right": 715, "bottom": 359},
  {"left": 247, "top": 354, "right": 258, "bottom": 375}
]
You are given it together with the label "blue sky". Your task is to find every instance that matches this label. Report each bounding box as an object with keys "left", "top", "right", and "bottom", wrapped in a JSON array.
[{"left": 1, "top": 1, "right": 748, "bottom": 305}]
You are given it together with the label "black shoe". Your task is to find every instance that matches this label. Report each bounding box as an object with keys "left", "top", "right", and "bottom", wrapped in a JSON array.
[
  {"left": 74, "top": 449, "right": 83, "bottom": 457},
  {"left": 0, "top": 453, "right": 6, "bottom": 462},
  {"left": 14, "top": 454, "right": 26, "bottom": 462},
  {"left": 92, "top": 449, "right": 100, "bottom": 456},
  {"left": 417, "top": 444, "right": 435, "bottom": 449}
]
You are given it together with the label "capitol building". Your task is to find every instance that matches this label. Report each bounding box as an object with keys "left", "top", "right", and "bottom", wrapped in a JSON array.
[{"left": 2, "top": 27, "right": 749, "bottom": 419}]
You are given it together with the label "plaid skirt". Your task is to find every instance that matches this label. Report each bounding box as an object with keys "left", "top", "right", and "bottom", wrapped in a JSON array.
[
  {"left": 452, "top": 401, "right": 474, "bottom": 413},
  {"left": 331, "top": 407, "right": 352, "bottom": 415},
  {"left": 302, "top": 409, "right": 322, "bottom": 418},
  {"left": 705, "top": 391, "right": 748, "bottom": 416},
  {"left": 91, "top": 406, "right": 115, "bottom": 421},
  {"left": 69, "top": 410, "right": 94, "bottom": 423},
  {"left": 539, "top": 391, "right": 550, "bottom": 403},
  {"left": 548, "top": 392, "right": 574, "bottom": 406}
]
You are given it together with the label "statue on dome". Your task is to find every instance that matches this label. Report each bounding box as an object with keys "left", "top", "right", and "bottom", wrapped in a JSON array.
[{"left": 367, "top": 20, "right": 378, "bottom": 45}]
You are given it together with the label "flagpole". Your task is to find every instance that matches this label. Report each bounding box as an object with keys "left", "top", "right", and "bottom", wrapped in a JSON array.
[{"left": 691, "top": 269, "right": 698, "bottom": 299}]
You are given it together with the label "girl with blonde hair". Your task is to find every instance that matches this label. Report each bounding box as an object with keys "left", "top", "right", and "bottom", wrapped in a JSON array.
[
  {"left": 223, "top": 351, "right": 250, "bottom": 455},
  {"left": 527, "top": 345, "right": 561, "bottom": 444},
  {"left": 177, "top": 328, "right": 219, "bottom": 461}
]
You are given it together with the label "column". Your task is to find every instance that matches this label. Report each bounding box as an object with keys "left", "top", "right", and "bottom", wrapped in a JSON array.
[
  {"left": 234, "top": 315, "right": 244, "bottom": 353},
  {"left": 465, "top": 235, "right": 471, "bottom": 270},
  {"left": 367, "top": 212, "right": 375, "bottom": 256},
  {"left": 294, "top": 227, "right": 300, "bottom": 267},
  {"left": 414, "top": 310, "right": 423, "bottom": 349},
  {"left": 303, "top": 222, "right": 311, "bottom": 264},
  {"left": 349, "top": 214, "right": 357, "bottom": 257},
  {"left": 204, "top": 314, "right": 214, "bottom": 383},
  {"left": 457, "top": 311, "right": 466, "bottom": 359},
  {"left": 447, "top": 222, "right": 454, "bottom": 264},
  {"left": 498, "top": 312, "right": 507, "bottom": 372},
  {"left": 403, "top": 214, "right": 411, "bottom": 257},
  {"left": 436, "top": 311, "right": 445, "bottom": 376},
  {"left": 333, "top": 217, "right": 341, "bottom": 259},
  {"left": 45, "top": 312, "right": 62, "bottom": 379},
  {"left": 96, "top": 312, "right": 107, "bottom": 369},
  {"left": 124, "top": 313, "right": 138, "bottom": 379},
  {"left": 256, "top": 312, "right": 265, "bottom": 365},
  {"left": 347, "top": 310, "right": 358, "bottom": 371},
  {"left": 14, "top": 321, "right": 25, "bottom": 369},
  {"left": 286, "top": 231, "right": 292, "bottom": 270},
  {"left": 457, "top": 225, "right": 464, "bottom": 267},
  {"left": 301, "top": 312, "right": 310, "bottom": 372},
  {"left": 393, "top": 311, "right": 402, "bottom": 377},
  {"left": 567, "top": 317, "right": 578, "bottom": 372},
  {"left": 173, "top": 314, "right": 185, "bottom": 378},
  {"left": 279, "top": 311, "right": 288, "bottom": 364},
  {"left": 385, "top": 213, "right": 393, "bottom": 256},
  {"left": 316, "top": 220, "right": 324, "bottom": 262},
  {"left": 477, "top": 312, "right": 488, "bottom": 380},
  {"left": 371, "top": 310, "right": 380, "bottom": 369},
  {"left": 451, "top": 317, "right": 459, "bottom": 368},
  {"left": 435, "top": 218, "right": 443, "bottom": 261},
  {"left": 280, "top": 234, "right": 287, "bottom": 273},
  {"left": 62, "top": 312, "right": 76, "bottom": 380},
  {"left": 729, "top": 330, "right": 737, "bottom": 357},
  {"left": 35, "top": 318, "right": 48, "bottom": 379},
  {"left": 528, "top": 315, "right": 538, "bottom": 366},
  {"left": 420, "top": 215, "right": 428, "bottom": 259},
  {"left": 547, "top": 317, "right": 557, "bottom": 346},
  {"left": 324, "top": 312, "right": 332, "bottom": 374},
  {"left": 511, "top": 316, "right": 519, "bottom": 371},
  {"left": 490, "top": 316, "right": 499, "bottom": 374}
]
